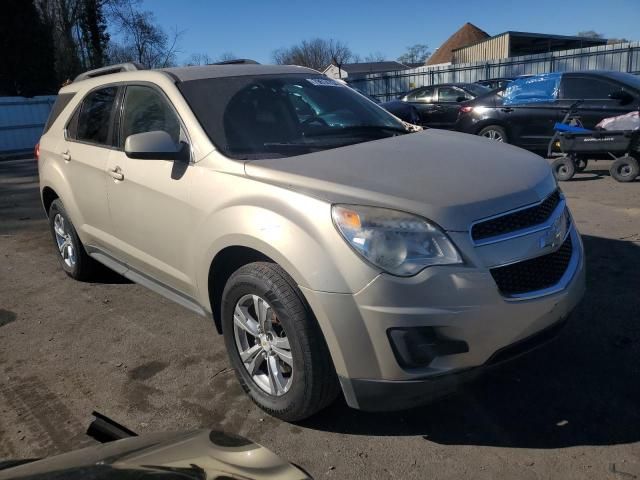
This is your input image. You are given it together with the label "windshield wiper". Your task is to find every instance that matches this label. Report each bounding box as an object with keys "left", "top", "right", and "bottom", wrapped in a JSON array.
[{"left": 307, "top": 125, "right": 409, "bottom": 136}]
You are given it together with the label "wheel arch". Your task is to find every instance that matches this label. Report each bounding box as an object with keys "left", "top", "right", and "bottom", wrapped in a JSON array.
[
  {"left": 207, "top": 245, "right": 272, "bottom": 334},
  {"left": 41, "top": 186, "right": 59, "bottom": 216}
]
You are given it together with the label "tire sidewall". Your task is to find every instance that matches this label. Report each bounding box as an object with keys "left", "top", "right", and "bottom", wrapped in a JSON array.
[
  {"left": 552, "top": 157, "right": 575, "bottom": 181},
  {"left": 610, "top": 157, "right": 639, "bottom": 182},
  {"left": 221, "top": 271, "right": 307, "bottom": 415}
]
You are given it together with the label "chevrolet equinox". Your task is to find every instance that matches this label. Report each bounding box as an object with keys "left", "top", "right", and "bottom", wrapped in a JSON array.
[{"left": 37, "top": 62, "right": 585, "bottom": 421}]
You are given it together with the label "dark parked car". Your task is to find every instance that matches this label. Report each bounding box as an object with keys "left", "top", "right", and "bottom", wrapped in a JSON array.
[
  {"left": 398, "top": 83, "right": 490, "bottom": 128},
  {"left": 351, "top": 87, "right": 421, "bottom": 124},
  {"left": 457, "top": 71, "right": 640, "bottom": 151}
]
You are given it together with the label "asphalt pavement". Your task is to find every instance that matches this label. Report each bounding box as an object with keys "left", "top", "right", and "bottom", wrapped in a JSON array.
[{"left": 1, "top": 157, "right": 639, "bottom": 479}]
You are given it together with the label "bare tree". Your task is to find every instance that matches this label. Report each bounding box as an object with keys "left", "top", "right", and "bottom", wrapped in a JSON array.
[
  {"left": 364, "top": 52, "right": 386, "bottom": 62},
  {"left": 217, "top": 52, "right": 237, "bottom": 62},
  {"left": 397, "top": 44, "right": 431, "bottom": 65},
  {"left": 577, "top": 30, "right": 604, "bottom": 39},
  {"left": 105, "top": 0, "right": 182, "bottom": 68},
  {"left": 273, "top": 38, "right": 352, "bottom": 71},
  {"left": 184, "top": 52, "right": 212, "bottom": 66}
]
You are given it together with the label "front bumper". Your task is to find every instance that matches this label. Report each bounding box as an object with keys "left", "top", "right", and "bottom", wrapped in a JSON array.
[{"left": 301, "top": 226, "right": 585, "bottom": 411}]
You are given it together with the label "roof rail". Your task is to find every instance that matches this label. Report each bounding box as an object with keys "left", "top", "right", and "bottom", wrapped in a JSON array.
[
  {"left": 74, "top": 62, "right": 145, "bottom": 83},
  {"left": 211, "top": 59, "right": 260, "bottom": 65}
]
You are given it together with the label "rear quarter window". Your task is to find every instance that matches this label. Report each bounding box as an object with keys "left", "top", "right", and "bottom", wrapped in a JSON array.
[{"left": 43, "top": 93, "right": 75, "bottom": 133}]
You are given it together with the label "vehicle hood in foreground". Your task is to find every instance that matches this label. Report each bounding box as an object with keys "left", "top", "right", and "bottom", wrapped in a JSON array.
[{"left": 244, "top": 129, "right": 556, "bottom": 231}]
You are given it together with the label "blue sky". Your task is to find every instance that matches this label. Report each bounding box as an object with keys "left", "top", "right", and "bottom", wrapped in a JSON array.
[{"left": 141, "top": 0, "right": 639, "bottom": 64}]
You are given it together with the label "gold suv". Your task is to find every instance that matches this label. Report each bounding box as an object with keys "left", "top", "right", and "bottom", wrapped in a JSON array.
[{"left": 38, "top": 62, "right": 585, "bottom": 420}]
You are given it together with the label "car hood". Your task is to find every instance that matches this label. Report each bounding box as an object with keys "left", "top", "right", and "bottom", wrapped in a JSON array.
[{"left": 244, "top": 129, "right": 556, "bottom": 231}]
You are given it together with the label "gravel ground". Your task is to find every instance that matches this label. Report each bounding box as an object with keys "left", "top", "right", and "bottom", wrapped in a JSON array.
[{"left": 0, "top": 157, "right": 639, "bottom": 479}]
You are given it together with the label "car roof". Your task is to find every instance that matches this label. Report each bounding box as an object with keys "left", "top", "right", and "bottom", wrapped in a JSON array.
[
  {"left": 161, "top": 64, "right": 319, "bottom": 82},
  {"left": 408, "top": 82, "right": 476, "bottom": 92}
]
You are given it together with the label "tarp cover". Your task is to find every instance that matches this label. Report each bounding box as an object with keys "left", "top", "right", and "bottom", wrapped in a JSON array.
[
  {"left": 503, "top": 73, "right": 561, "bottom": 106},
  {"left": 596, "top": 110, "right": 640, "bottom": 131}
]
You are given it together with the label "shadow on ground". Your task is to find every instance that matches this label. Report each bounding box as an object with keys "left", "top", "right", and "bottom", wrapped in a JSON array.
[{"left": 302, "top": 235, "right": 640, "bottom": 449}]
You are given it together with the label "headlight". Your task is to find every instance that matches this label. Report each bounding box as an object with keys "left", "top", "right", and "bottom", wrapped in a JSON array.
[{"left": 332, "top": 205, "right": 462, "bottom": 276}]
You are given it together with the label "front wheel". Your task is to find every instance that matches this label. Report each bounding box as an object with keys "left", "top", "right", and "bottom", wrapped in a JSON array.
[
  {"left": 221, "top": 262, "right": 339, "bottom": 421},
  {"left": 551, "top": 156, "right": 576, "bottom": 181},
  {"left": 610, "top": 156, "right": 639, "bottom": 182},
  {"left": 478, "top": 125, "right": 508, "bottom": 143}
]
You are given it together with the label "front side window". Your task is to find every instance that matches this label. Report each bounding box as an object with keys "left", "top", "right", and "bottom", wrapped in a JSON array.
[
  {"left": 121, "top": 85, "right": 181, "bottom": 145},
  {"left": 178, "top": 74, "right": 407, "bottom": 159},
  {"left": 76, "top": 86, "right": 118, "bottom": 145},
  {"left": 561, "top": 77, "right": 617, "bottom": 100}
]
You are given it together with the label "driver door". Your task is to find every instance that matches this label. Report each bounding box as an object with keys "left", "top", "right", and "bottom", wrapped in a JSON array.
[{"left": 106, "top": 84, "right": 198, "bottom": 297}]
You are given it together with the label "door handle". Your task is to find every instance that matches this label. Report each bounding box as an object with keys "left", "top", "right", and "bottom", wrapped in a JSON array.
[
  {"left": 501, "top": 107, "right": 514, "bottom": 113},
  {"left": 61, "top": 151, "right": 71, "bottom": 161},
  {"left": 108, "top": 167, "right": 124, "bottom": 181}
]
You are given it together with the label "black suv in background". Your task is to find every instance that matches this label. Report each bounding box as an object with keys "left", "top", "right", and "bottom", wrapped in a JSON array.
[{"left": 456, "top": 71, "right": 640, "bottom": 151}]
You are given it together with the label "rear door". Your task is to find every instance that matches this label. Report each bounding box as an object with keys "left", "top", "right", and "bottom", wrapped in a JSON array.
[
  {"left": 558, "top": 74, "right": 639, "bottom": 128},
  {"left": 403, "top": 87, "right": 436, "bottom": 126},
  {"left": 62, "top": 85, "right": 120, "bottom": 248},
  {"left": 432, "top": 86, "right": 469, "bottom": 129},
  {"left": 105, "top": 83, "right": 198, "bottom": 296}
]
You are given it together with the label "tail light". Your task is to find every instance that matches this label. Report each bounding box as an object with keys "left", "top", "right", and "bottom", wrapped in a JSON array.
[
  {"left": 34, "top": 142, "right": 40, "bottom": 161},
  {"left": 459, "top": 106, "right": 473, "bottom": 114}
]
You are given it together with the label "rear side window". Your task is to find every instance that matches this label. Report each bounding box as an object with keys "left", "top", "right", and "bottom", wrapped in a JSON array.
[
  {"left": 406, "top": 87, "right": 434, "bottom": 102},
  {"left": 121, "top": 85, "right": 181, "bottom": 144},
  {"left": 75, "top": 87, "right": 118, "bottom": 145},
  {"left": 43, "top": 93, "right": 75, "bottom": 133},
  {"left": 438, "top": 86, "right": 467, "bottom": 102},
  {"left": 561, "top": 77, "right": 617, "bottom": 99}
]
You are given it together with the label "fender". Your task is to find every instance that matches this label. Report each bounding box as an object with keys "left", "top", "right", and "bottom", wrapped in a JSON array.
[
  {"left": 39, "top": 153, "right": 85, "bottom": 237},
  {"left": 192, "top": 198, "right": 379, "bottom": 311}
]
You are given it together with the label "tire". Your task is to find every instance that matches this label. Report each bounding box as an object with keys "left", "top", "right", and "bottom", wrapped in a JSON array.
[
  {"left": 221, "top": 262, "right": 339, "bottom": 421},
  {"left": 609, "top": 156, "right": 639, "bottom": 183},
  {"left": 551, "top": 156, "right": 576, "bottom": 181},
  {"left": 478, "top": 125, "right": 508, "bottom": 143},
  {"left": 48, "top": 199, "right": 98, "bottom": 280}
]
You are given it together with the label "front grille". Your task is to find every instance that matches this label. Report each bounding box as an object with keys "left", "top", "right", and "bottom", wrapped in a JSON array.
[
  {"left": 490, "top": 235, "right": 573, "bottom": 296},
  {"left": 472, "top": 190, "right": 561, "bottom": 242}
]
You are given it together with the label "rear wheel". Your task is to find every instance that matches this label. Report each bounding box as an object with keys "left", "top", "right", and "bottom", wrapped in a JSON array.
[
  {"left": 551, "top": 156, "right": 576, "bottom": 181},
  {"left": 221, "top": 262, "right": 339, "bottom": 421},
  {"left": 610, "top": 156, "right": 639, "bottom": 182},
  {"left": 478, "top": 125, "right": 508, "bottom": 143},
  {"left": 48, "top": 199, "right": 98, "bottom": 280}
]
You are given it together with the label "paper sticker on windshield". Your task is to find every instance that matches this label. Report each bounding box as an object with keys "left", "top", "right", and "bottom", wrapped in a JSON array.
[{"left": 307, "top": 78, "right": 342, "bottom": 87}]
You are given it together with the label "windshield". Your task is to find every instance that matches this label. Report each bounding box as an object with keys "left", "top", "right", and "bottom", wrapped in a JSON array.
[
  {"left": 178, "top": 74, "right": 408, "bottom": 159},
  {"left": 605, "top": 71, "right": 640, "bottom": 91}
]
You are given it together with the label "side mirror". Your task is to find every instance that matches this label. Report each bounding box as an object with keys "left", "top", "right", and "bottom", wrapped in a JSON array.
[
  {"left": 456, "top": 96, "right": 467, "bottom": 103},
  {"left": 124, "top": 131, "right": 188, "bottom": 161},
  {"left": 609, "top": 90, "right": 634, "bottom": 105}
]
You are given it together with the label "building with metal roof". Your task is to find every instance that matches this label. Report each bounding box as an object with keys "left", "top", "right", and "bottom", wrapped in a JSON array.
[{"left": 452, "top": 31, "right": 608, "bottom": 64}]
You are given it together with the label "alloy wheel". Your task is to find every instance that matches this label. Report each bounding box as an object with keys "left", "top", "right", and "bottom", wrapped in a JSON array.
[
  {"left": 53, "top": 213, "right": 76, "bottom": 268},
  {"left": 233, "top": 294, "right": 293, "bottom": 396},
  {"left": 482, "top": 129, "right": 504, "bottom": 142}
]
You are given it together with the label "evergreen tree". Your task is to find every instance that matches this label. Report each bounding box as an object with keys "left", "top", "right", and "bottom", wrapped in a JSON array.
[{"left": 0, "top": 0, "right": 56, "bottom": 96}]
